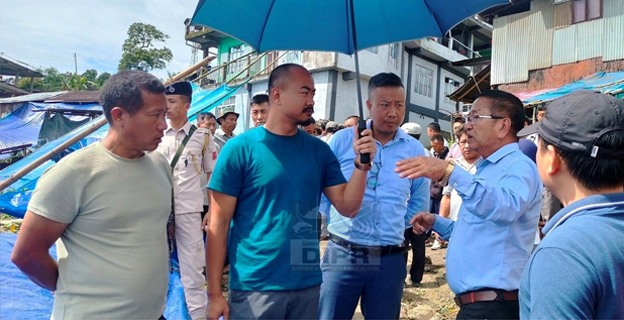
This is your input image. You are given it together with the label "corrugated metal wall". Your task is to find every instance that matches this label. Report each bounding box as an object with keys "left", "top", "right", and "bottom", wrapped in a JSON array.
[
  {"left": 603, "top": 0, "right": 624, "bottom": 62},
  {"left": 577, "top": 19, "right": 603, "bottom": 61},
  {"left": 528, "top": 0, "right": 554, "bottom": 70},
  {"left": 553, "top": 1, "right": 572, "bottom": 29},
  {"left": 552, "top": 25, "right": 577, "bottom": 65},
  {"left": 492, "top": 0, "right": 624, "bottom": 85}
]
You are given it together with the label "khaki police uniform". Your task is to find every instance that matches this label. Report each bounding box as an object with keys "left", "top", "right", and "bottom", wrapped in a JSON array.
[{"left": 156, "top": 121, "right": 217, "bottom": 320}]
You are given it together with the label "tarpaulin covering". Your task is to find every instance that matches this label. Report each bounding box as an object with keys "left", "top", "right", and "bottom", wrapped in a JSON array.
[
  {"left": 1, "top": 82, "right": 245, "bottom": 219},
  {"left": 0, "top": 232, "right": 190, "bottom": 320},
  {"left": 522, "top": 71, "right": 624, "bottom": 105},
  {"left": 0, "top": 103, "right": 101, "bottom": 154}
]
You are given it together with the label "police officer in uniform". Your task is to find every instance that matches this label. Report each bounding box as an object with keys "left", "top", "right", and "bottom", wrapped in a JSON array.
[{"left": 157, "top": 81, "right": 217, "bottom": 320}]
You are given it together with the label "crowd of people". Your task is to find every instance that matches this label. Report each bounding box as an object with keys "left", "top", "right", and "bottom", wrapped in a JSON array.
[{"left": 9, "top": 63, "right": 624, "bottom": 320}]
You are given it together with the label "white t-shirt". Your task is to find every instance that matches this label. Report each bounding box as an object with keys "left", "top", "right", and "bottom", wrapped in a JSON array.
[{"left": 28, "top": 143, "right": 172, "bottom": 320}]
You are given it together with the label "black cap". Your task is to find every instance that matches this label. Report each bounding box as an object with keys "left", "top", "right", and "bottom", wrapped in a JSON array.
[
  {"left": 537, "top": 90, "right": 624, "bottom": 159},
  {"left": 165, "top": 81, "right": 193, "bottom": 97}
]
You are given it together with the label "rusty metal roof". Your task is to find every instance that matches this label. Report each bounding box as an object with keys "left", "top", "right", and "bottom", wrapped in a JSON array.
[{"left": 44, "top": 91, "right": 101, "bottom": 104}]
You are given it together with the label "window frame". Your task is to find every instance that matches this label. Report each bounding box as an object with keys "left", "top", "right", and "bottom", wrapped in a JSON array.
[{"left": 571, "top": 0, "right": 603, "bottom": 24}]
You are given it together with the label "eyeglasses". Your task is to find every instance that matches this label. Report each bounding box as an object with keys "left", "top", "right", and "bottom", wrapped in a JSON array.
[
  {"left": 466, "top": 115, "right": 506, "bottom": 123},
  {"left": 366, "top": 161, "right": 382, "bottom": 190}
]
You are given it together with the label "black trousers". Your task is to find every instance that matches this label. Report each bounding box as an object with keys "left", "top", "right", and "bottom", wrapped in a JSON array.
[
  {"left": 402, "top": 228, "right": 427, "bottom": 282},
  {"left": 456, "top": 300, "right": 520, "bottom": 320}
]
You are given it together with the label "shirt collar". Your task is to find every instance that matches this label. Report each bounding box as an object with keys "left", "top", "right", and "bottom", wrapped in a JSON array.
[
  {"left": 484, "top": 142, "right": 518, "bottom": 164},
  {"left": 366, "top": 120, "right": 411, "bottom": 145},
  {"left": 165, "top": 120, "right": 193, "bottom": 134},
  {"left": 544, "top": 192, "right": 624, "bottom": 235}
]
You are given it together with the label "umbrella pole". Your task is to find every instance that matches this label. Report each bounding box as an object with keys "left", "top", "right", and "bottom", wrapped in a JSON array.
[{"left": 349, "top": 0, "right": 370, "bottom": 164}]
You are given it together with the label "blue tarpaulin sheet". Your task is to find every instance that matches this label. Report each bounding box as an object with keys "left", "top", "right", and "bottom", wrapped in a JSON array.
[
  {"left": 1, "top": 81, "right": 245, "bottom": 219},
  {"left": 522, "top": 71, "right": 624, "bottom": 104},
  {"left": 0, "top": 103, "right": 100, "bottom": 154},
  {"left": 0, "top": 233, "right": 190, "bottom": 320}
]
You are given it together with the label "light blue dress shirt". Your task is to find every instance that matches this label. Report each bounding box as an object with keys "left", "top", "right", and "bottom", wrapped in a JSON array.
[
  {"left": 432, "top": 143, "right": 542, "bottom": 294},
  {"left": 320, "top": 124, "right": 429, "bottom": 246}
]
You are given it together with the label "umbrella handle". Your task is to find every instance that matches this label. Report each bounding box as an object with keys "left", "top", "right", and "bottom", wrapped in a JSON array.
[{"left": 358, "top": 119, "right": 370, "bottom": 164}]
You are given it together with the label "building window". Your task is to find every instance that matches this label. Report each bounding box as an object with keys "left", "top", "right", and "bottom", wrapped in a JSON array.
[
  {"left": 388, "top": 43, "right": 399, "bottom": 68},
  {"left": 444, "top": 78, "right": 461, "bottom": 104},
  {"left": 413, "top": 64, "right": 434, "bottom": 98},
  {"left": 573, "top": 0, "right": 602, "bottom": 23},
  {"left": 227, "top": 45, "right": 245, "bottom": 76}
]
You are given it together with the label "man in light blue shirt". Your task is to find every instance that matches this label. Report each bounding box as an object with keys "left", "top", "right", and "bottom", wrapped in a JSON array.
[
  {"left": 318, "top": 73, "right": 429, "bottom": 320},
  {"left": 396, "top": 90, "right": 542, "bottom": 320}
]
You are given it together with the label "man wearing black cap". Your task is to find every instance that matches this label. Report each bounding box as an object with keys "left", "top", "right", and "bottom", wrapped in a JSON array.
[
  {"left": 214, "top": 107, "right": 239, "bottom": 150},
  {"left": 519, "top": 90, "right": 624, "bottom": 319},
  {"left": 156, "top": 81, "right": 218, "bottom": 320}
]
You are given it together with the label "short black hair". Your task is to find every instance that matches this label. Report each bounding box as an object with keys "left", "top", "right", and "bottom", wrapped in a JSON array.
[
  {"left": 431, "top": 133, "right": 444, "bottom": 143},
  {"left": 368, "top": 72, "right": 403, "bottom": 97},
  {"left": 100, "top": 70, "right": 165, "bottom": 123},
  {"left": 427, "top": 122, "right": 441, "bottom": 133},
  {"left": 453, "top": 117, "right": 465, "bottom": 124},
  {"left": 251, "top": 94, "right": 269, "bottom": 106},
  {"left": 198, "top": 112, "right": 216, "bottom": 121},
  {"left": 268, "top": 63, "right": 306, "bottom": 93},
  {"left": 346, "top": 115, "right": 360, "bottom": 121},
  {"left": 539, "top": 131, "right": 624, "bottom": 190},
  {"left": 476, "top": 90, "right": 525, "bottom": 139},
  {"left": 537, "top": 104, "right": 547, "bottom": 112}
]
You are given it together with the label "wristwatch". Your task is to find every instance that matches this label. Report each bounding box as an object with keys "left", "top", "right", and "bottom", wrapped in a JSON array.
[
  {"left": 438, "top": 159, "right": 456, "bottom": 187},
  {"left": 353, "top": 158, "right": 372, "bottom": 171}
]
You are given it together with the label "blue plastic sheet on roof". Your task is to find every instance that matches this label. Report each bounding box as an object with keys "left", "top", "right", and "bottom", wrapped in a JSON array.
[
  {"left": 0, "top": 103, "right": 101, "bottom": 153},
  {"left": 522, "top": 71, "right": 624, "bottom": 104},
  {"left": 0, "top": 232, "right": 190, "bottom": 320},
  {"left": 0, "top": 82, "right": 246, "bottom": 219}
]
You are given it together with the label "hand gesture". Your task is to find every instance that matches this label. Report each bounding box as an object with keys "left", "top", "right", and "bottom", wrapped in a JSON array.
[
  {"left": 352, "top": 125, "right": 376, "bottom": 162},
  {"left": 395, "top": 156, "right": 448, "bottom": 180},
  {"left": 410, "top": 212, "right": 436, "bottom": 234}
]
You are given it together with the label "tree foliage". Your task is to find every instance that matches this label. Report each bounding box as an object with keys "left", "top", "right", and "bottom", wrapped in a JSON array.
[
  {"left": 118, "top": 22, "right": 173, "bottom": 72},
  {"left": 17, "top": 68, "right": 108, "bottom": 92}
]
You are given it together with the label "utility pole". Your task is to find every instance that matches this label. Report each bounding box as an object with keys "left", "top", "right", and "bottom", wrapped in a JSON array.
[{"left": 74, "top": 53, "right": 78, "bottom": 74}]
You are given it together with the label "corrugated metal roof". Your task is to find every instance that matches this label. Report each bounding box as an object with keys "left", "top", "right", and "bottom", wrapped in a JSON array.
[
  {"left": 0, "top": 91, "right": 66, "bottom": 104},
  {"left": 45, "top": 91, "right": 101, "bottom": 103},
  {"left": 528, "top": 0, "right": 554, "bottom": 71},
  {"left": 552, "top": 25, "right": 577, "bottom": 65},
  {"left": 603, "top": 0, "right": 624, "bottom": 62}
]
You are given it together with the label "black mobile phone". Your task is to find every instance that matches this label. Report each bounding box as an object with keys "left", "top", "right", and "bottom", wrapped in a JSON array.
[{"left": 358, "top": 119, "right": 370, "bottom": 164}]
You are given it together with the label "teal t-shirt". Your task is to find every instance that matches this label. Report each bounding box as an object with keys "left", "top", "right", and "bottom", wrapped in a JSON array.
[{"left": 209, "top": 127, "right": 346, "bottom": 291}]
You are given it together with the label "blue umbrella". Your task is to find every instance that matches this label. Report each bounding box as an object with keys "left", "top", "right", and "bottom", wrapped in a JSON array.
[{"left": 190, "top": 0, "right": 507, "bottom": 159}]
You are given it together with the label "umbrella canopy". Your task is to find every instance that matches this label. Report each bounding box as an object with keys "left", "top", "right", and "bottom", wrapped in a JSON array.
[{"left": 190, "top": 0, "right": 508, "bottom": 55}]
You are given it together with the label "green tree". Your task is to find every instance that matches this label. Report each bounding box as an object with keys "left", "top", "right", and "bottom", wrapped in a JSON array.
[
  {"left": 96, "top": 72, "right": 111, "bottom": 87},
  {"left": 118, "top": 22, "right": 173, "bottom": 71}
]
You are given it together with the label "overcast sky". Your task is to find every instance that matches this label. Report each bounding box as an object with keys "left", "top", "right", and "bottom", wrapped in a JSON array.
[{"left": 1, "top": 0, "right": 201, "bottom": 80}]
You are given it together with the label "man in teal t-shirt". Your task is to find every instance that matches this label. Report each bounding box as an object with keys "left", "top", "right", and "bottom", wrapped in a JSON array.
[{"left": 206, "top": 64, "right": 377, "bottom": 320}]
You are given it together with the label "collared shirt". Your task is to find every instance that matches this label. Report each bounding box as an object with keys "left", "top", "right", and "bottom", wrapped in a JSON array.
[
  {"left": 214, "top": 128, "right": 235, "bottom": 151},
  {"left": 446, "top": 142, "right": 462, "bottom": 160},
  {"left": 157, "top": 121, "right": 217, "bottom": 214},
  {"left": 321, "top": 124, "right": 430, "bottom": 246},
  {"left": 442, "top": 156, "right": 482, "bottom": 221},
  {"left": 432, "top": 143, "right": 542, "bottom": 294},
  {"left": 520, "top": 192, "right": 624, "bottom": 319}
]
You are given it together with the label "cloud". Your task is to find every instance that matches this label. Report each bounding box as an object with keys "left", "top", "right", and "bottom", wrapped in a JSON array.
[{"left": 0, "top": 0, "right": 198, "bottom": 80}]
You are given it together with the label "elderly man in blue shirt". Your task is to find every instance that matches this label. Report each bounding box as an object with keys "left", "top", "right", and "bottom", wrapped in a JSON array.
[
  {"left": 318, "top": 72, "right": 429, "bottom": 320},
  {"left": 396, "top": 90, "right": 542, "bottom": 320}
]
